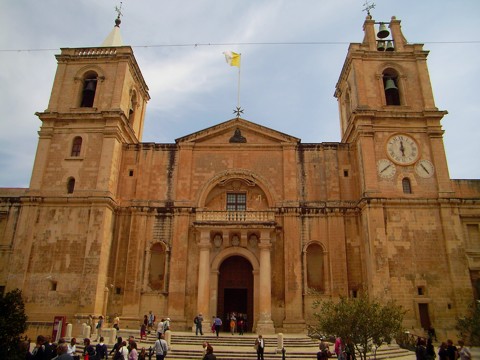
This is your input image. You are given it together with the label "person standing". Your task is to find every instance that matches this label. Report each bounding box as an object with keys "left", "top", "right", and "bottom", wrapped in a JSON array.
[
  {"left": 163, "top": 318, "right": 171, "bottom": 332},
  {"left": 95, "top": 316, "right": 104, "bottom": 341},
  {"left": 128, "top": 341, "right": 139, "bottom": 360},
  {"left": 458, "top": 340, "right": 471, "bottom": 360},
  {"left": 195, "top": 313, "right": 204, "bottom": 336},
  {"left": 56, "top": 343, "right": 73, "bottom": 360},
  {"left": 113, "top": 314, "right": 120, "bottom": 331},
  {"left": 345, "top": 337, "right": 355, "bottom": 360},
  {"left": 335, "top": 337, "right": 344, "bottom": 360},
  {"left": 255, "top": 335, "right": 265, "bottom": 360},
  {"left": 203, "top": 344, "right": 217, "bottom": 360},
  {"left": 82, "top": 338, "right": 96, "bottom": 360},
  {"left": 157, "top": 319, "right": 165, "bottom": 339},
  {"left": 230, "top": 313, "right": 236, "bottom": 335},
  {"left": 148, "top": 311, "right": 156, "bottom": 334},
  {"left": 446, "top": 339, "right": 458, "bottom": 360},
  {"left": 237, "top": 316, "right": 244, "bottom": 336},
  {"left": 438, "top": 342, "right": 448, "bottom": 360},
  {"left": 213, "top": 316, "right": 222, "bottom": 337},
  {"left": 119, "top": 341, "right": 129, "bottom": 360},
  {"left": 67, "top": 338, "right": 77, "bottom": 358},
  {"left": 317, "top": 339, "right": 331, "bottom": 360},
  {"left": 415, "top": 338, "right": 427, "bottom": 360},
  {"left": 153, "top": 334, "right": 168, "bottom": 360},
  {"left": 31, "top": 335, "right": 46, "bottom": 359},
  {"left": 202, "top": 341, "right": 210, "bottom": 356},
  {"left": 109, "top": 337, "right": 123, "bottom": 358},
  {"left": 95, "top": 337, "right": 108, "bottom": 360},
  {"left": 426, "top": 338, "right": 435, "bottom": 360}
]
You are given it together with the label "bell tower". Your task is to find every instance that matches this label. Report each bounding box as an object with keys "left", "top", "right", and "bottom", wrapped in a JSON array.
[
  {"left": 334, "top": 15, "right": 453, "bottom": 198},
  {"left": 30, "top": 15, "right": 150, "bottom": 198}
]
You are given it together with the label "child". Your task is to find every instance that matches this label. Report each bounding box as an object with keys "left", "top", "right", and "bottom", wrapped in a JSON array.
[{"left": 140, "top": 323, "right": 147, "bottom": 340}]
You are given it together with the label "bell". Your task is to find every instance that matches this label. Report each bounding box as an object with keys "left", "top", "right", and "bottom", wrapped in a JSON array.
[
  {"left": 83, "top": 80, "right": 96, "bottom": 92},
  {"left": 377, "top": 23, "right": 390, "bottom": 39},
  {"left": 377, "top": 41, "right": 385, "bottom": 51},
  {"left": 384, "top": 78, "right": 398, "bottom": 91},
  {"left": 385, "top": 41, "right": 395, "bottom": 51}
]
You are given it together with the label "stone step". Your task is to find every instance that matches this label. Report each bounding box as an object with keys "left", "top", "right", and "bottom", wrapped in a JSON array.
[{"left": 76, "top": 332, "right": 414, "bottom": 360}]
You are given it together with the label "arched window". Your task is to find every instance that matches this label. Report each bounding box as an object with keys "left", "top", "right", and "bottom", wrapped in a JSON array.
[
  {"left": 306, "top": 243, "right": 325, "bottom": 292},
  {"left": 80, "top": 72, "right": 98, "bottom": 107},
  {"left": 402, "top": 177, "right": 412, "bottom": 194},
  {"left": 71, "top": 136, "right": 82, "bottom": 157},
  {"left": 149, "top": 243, "right": 166, "bottom": 290},
  {"left": 383, "top": 69, "right": 400, "bottom": 106},
  {"left": 67, "top": 177, "right": 75, "bottom": 194}
]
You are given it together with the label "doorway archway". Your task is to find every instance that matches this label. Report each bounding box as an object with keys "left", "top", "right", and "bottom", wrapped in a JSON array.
[{"left": 217, "top": 256, "right": 254, "bottom": 332}]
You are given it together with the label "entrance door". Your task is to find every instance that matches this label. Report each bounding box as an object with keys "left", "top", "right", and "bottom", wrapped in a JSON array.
[
  {"left": 217, "top": 256, "right": 253, "bottom": 332},
  {"left": 418, "top": 303, "right": 431, "bottom": 330}
]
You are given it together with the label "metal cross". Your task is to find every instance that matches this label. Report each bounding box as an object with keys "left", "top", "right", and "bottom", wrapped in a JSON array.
[
  {"left": 362, "top": 0, "right": 375, "bottom": 16},
  {"left": 115, "top": 2, "right": 123, "bottom": 19},
  {"left": 233, "top": 106, "right": 244, "bottom": 118}
]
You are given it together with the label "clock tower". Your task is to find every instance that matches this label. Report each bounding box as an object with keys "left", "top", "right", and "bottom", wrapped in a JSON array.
[
  {"left": 334, "top": 16, "right": 472, "bottom": 321},
  {"left": 335, "top": 15, "right": 453, "bottom": 198}
]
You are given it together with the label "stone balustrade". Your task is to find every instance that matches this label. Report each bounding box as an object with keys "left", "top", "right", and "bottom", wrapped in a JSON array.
[{"left": 195, "top": 210, "right": 275, "bottom": 223}]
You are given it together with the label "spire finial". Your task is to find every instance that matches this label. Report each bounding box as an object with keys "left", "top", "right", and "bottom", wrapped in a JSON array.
[
  {"left": 362, "top": 0, "right": 375, "bottom": 17},
  {"left": 114, "top": 2, "right": 123, "bottom": 27}
]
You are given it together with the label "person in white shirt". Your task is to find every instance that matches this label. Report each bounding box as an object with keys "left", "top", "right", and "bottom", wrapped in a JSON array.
[
  {"left": 67, "top": 337, "right": 76, "bottom": 357},
  {"left": 154, "top": 334, "right": 168, "bottom": 360},
  {"left": 119, "top": 341, "right": 129, "bottom": 359},
  {"left": 255, "top": 334, "right": 265, "bottom": 360},
  {"left": 156, "top": 318, "right": 165, "bottom": 339}
]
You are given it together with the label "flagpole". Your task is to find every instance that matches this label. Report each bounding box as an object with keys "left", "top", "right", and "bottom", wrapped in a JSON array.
[{"left": 237, "top": 57, "right": 241, "bottom": 109}]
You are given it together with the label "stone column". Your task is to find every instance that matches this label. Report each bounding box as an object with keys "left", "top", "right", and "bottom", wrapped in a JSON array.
[
  {"left": 197, "top": 230, "right": 211, "bottom": 319},
  {"left": 65, "top": 323, "right": 72, "bottom": 340},
  {"left": 256, "top": 230, "right": 275, "bottom": 334}
]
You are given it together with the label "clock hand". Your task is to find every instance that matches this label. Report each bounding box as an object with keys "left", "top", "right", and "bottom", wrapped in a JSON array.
[
  {"left": 399, "top": 141, "right": 405, "bottom": 156},
  {"left": 380, "top": 164, "right": 391, "bottom": 173},
  {"left": 421, "top": 164, "right": 429, "bottom": 174}
]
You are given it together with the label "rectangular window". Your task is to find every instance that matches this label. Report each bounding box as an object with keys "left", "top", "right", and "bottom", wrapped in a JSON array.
[{"left": 226, "top": 193, "right": 246, "bottom": 211}]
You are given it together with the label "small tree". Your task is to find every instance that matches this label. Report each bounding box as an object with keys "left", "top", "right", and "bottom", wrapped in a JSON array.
[
  {"left": 0, "top": 289, "right": 29, "bottom": 360},
  {"left": 309, "top": 294, "right": 405, "bottom": 360},
  {"left": 456, "top": 300, "right": 480, "bottom": 346}
]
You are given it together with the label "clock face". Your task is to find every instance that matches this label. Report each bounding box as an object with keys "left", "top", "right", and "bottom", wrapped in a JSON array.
[
  {"left": 377, "top": 159, "right": 396, "bottom": 179},
  {"left": 415, "top": 159, "right": 435, "bottom": 178},
  {"left": 386, "top": 134, "right": 419, "bottom": 165}
]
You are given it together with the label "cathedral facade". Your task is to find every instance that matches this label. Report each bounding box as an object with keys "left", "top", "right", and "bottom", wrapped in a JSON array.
[{"left": 0, "top": 16, "right": 479, "bottom": 339}]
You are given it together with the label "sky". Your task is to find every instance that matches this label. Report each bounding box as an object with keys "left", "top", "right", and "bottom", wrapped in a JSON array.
[{"left": 1, "top": 0, "right": 479, "bottom": 187}]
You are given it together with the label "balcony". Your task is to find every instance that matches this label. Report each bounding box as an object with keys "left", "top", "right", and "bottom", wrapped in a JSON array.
[{"left": 195, "top": 210, "right": 275, "bottom": 223}]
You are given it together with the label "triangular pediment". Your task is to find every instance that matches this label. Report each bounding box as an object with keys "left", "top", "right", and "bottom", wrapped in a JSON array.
[{"left": 175, "top": 118, "right": 300, "bottom": 145}]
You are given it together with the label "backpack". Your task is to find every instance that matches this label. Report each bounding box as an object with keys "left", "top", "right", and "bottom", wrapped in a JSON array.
[
  {"left": 113, "top": 347, "right": 125, "bottom": 360},
  {"left": 194, "top": 316, "right": 199, "bottom": 324}
]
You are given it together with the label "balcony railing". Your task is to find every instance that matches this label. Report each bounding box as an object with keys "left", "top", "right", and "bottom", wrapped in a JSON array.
[{"left": 195, "top": 210, "right": 275, "bottom": 223}]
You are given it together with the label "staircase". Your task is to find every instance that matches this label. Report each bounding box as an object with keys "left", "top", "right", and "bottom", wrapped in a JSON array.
[{"left": 78, "top": 331, "right": 415, "bottom": 359}]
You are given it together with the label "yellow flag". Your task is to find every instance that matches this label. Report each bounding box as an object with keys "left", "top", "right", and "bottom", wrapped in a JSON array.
[{"left": 223, "top": 51, "right": 241, "bottom": 67}]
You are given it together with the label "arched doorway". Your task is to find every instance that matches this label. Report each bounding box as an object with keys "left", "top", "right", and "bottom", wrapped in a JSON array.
[{"left": 217, "top": 256, "right": 253, "bottom": 332}]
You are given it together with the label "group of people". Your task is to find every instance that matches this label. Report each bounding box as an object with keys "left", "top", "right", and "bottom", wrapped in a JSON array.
[
  {"left": 199, "top": 312, "right": 247, "bottom": 337},
  {"left": 26, "top": 335, "right": 108, "bottom": 360},
  {"left": 316, "top": 337, "right": 355, "bottom": 360},
  {"left": 227, "top": 312, "right": 247, "bottom": 335},
  {"left": 140, "top": 311, "right": 157, "bottom": 340},
  {"left": 417, "top": 337, "right": 472, "bottom": 360},
  {"left": 315, "top": 335, "right": 472, "bottom": 360}
]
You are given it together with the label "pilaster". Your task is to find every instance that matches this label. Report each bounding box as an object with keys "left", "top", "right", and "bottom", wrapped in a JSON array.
[{"left": 255, "top": 229, "right": 275, "bottom": 334}]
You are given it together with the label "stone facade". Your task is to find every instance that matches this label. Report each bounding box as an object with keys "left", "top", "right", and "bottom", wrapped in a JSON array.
[{"left": 0, "top": 16, "right": 479, "bottom": 340}]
